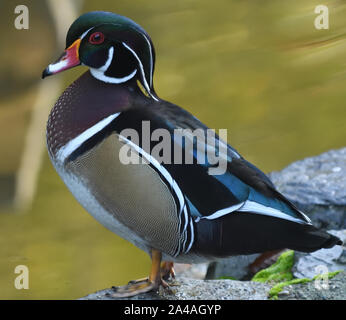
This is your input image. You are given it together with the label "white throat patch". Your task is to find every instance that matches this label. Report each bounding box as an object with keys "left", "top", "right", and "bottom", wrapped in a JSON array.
[{"left": 90, "top": 46, "right": 137, "bottom": 84}]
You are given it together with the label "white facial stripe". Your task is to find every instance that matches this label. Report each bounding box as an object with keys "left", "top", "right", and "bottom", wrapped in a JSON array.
[
  {"left": 80, "top": 27, "right": 94, "bottom": 40},
  {"left": 90, "top": 46, "right": 138, "bottom": 84},
  {"left": 118, "top": 134, "right": 194, "bottom": 255},
  {"left": 122, "top": 42, "right": 158, "bottom": 101},
  {"left": 99, "top": 46, "right": 114, "bottom": 72},
  {"left": 56, "top": 113, "right": 121, "bottom": 163},
  {"left": 141, "top": 33, "right": 153, "bottom": 87},
  {"left": 196, "top": 200, "right": 311, "bottom": 225},
  {"left": 91, "top": 68, "right": 137, "bottom": 84}
]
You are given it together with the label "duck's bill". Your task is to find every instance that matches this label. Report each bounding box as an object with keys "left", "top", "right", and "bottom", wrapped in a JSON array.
[{"left": 42, "top": 39, "right": 81, "bottom": 79}]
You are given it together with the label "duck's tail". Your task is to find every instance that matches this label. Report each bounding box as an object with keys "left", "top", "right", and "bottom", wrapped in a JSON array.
[
  {"left": 192, "top": 212, "right": 343, "bottom": 258},
  {"left": 289, "top": 224, "right": 343, "bottom": 252}
]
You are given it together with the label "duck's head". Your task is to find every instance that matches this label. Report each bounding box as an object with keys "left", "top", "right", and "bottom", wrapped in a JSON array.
[{"left": 42, "top": 11, "right": 156, "bottom": 98}]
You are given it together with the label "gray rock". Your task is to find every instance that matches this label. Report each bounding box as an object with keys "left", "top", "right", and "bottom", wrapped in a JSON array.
[
  {"left": 80, "top": 277, "right": 271, "bottom": 300},
  {"left": 80, "top": 273, "right": 346, "bottom": 300},
  {"left": 174, "top": 263, "right": 208, "bottom": 279},
  {"left": 79, "top": 288, "right": 163, "bottom": 300},
  {"left": 278, "top": 271, "right": 346, "bottom": 300},
  {"left": 205, "top": 254, "right": 260, "bottom": 280},
  {"left": 293, "top": 229, "right": 346, "bottom": 278},
  {"left": 268, "top": 148, "right": 346, "bottom": 229}
]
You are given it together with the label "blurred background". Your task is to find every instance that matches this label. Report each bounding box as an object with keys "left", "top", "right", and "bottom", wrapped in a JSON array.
[{"left": 0, "top": 0, "right": 345, "bottom": 299}]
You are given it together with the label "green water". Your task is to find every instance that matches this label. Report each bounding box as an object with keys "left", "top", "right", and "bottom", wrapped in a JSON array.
[{"left": 0, "top": 0, "right": 345, "bottom": 299}]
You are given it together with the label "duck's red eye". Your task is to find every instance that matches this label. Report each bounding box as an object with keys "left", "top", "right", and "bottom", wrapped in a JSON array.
[{"left": 89, "top": 32, "right": 105, "bottom": 45}]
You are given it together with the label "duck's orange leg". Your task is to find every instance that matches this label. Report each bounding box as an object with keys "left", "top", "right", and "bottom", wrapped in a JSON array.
[
  {"left": 111, "top": 249, "right": 168, "bottom": 297},
  {"left": 161, "top": 261, "right": 175, "bottom": 280},
  {"left": 126, "top": 260, "right": 175, "bottom": 285}
]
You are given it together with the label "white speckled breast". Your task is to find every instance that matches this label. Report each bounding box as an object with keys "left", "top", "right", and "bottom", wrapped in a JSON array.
[{"left": 51, "top": 132, "right": 187, "bottom": 258}]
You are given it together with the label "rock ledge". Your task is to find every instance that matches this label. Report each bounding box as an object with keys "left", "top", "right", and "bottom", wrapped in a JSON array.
[{"left": 80, "top": 277, "right": 271, "bottom": 300}]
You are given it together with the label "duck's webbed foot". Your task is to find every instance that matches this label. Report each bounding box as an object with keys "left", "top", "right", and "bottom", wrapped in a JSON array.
[{"left": 111, "top": 250, "right": 169, "bottom": 298}]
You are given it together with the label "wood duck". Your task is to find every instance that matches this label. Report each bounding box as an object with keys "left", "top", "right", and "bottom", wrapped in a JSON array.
[{"left": 42, "top": 11, "right": 342, "bottom": 297}]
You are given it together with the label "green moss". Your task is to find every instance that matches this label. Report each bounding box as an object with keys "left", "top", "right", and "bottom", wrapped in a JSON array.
[
  {"left": 251, "top": 250, "right": 343, "bottom": 300},
  {"left": 252, "top": 250, "right": 295, "bottom": 283},
  {"left": 313, "top": 270, "right": 341, "bottom": 281},
  {"left": 269, "top": 270, "right": 343, "bottom": 300},
  {"left": 269, "top": 277, "right": 311, "bottom": 299},
  {"left": 218, "top": 276, "right": 237, "bottom": 280}
]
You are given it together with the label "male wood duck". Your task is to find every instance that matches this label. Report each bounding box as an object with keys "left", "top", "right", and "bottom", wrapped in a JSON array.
[{"left": 42, "top": 11, "right": 342, "bottom": 297}]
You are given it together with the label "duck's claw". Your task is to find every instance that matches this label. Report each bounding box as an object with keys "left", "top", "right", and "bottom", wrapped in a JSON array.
[
  {"left": 111, "top": 278, "right": 162, "bottom": 298},
  {"left": 161, "top": 261, "right": 175, "bottom": 280}
]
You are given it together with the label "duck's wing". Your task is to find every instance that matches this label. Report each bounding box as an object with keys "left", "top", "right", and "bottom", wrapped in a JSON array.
[{"left": 114, "top": 101, "right": 312, "bottom": 226}]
